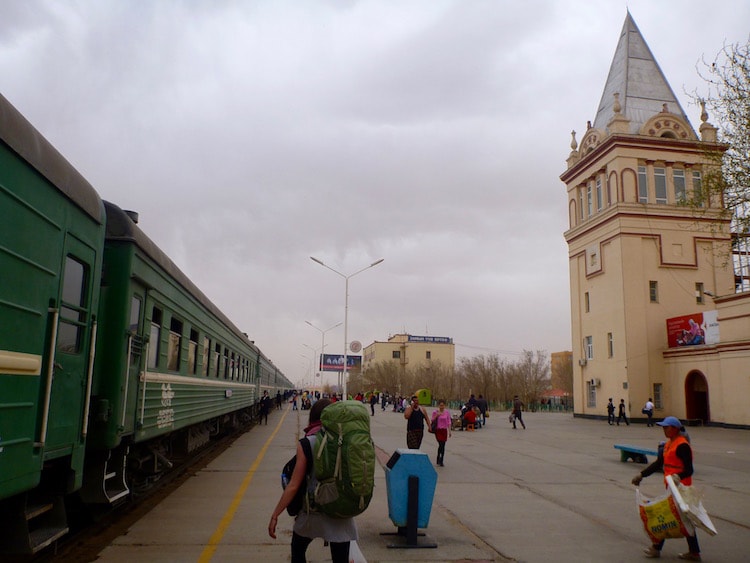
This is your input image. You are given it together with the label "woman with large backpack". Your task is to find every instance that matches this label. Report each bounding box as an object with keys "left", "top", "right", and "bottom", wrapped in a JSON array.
[{"left": 268, "top": 398, "right": 357, "bottom": 562}]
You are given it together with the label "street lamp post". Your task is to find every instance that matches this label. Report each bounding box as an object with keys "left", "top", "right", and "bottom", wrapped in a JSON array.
[
  {"left": 310, "top": 257, "right": 384, "bottom": 398},
  {"left": 305, "top": 320, "right": 342, "bottom": 390}
]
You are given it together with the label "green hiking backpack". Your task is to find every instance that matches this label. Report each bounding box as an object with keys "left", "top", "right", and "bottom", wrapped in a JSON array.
[{"left": 312, "top": 400, "right": 376, "bottom": 518}]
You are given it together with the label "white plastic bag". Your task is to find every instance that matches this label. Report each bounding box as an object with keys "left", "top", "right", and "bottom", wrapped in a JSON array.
[
  {"left": 349, "top": 539, "right": 366, "bottom": 563},
  {"left": 666, "top": 475, "right": 718, "bottom": 536}
]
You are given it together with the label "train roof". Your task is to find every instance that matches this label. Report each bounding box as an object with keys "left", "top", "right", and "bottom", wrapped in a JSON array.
[
  {"left": 0, "top": 93, "right": 103, "bottom": 223},
  {"left": 103, "top": 201, "right": 281, "bottom": 371}
]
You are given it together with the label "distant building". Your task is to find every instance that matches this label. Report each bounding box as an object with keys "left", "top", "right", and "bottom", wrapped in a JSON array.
[
  {"left": 362, "top": 334, "right": 455, "bottom": 373},
  {"left": 562, "top": 12, "right": 750, "bottom": 427},
  {"left": 550, "top": 351, "right": 573, "bottom": 393}
]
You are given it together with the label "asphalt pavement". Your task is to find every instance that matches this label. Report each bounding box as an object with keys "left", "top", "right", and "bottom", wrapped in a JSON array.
[{"left": 95, "top": 404, "right": 750, "bottom": 562}]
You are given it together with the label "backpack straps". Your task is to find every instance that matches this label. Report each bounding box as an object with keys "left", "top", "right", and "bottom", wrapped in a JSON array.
[{"left": 300, "top": 436, "right": 313, "bottom": 472}]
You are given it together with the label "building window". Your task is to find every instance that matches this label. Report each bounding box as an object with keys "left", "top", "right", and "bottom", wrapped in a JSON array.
[
  {"left": 426, "top": 351, "right": 431, "bottom": 360},
  {"left": 587, "top": 381, "right": 596, "bottom": 408},
  {"left": 653, "top": 383, "right": 663, "bottom": 409},
  {"left": 649, "top": 281, "right": 658, "bottom": 303},
  {"left": 584, "top": 292, "right": 590, "bottom": 313},
  {"left": 654, "top": 167, "right": 667, "bottom": 204},
  {"left": 167, "top": 317, "right": 183, "bottom": 371},
  {"left": 148, "top": 307, "right": 162, "bottom": 369},
  {"left": 587, "top": 184, "right": 593, "bottom": 216},
  {"left": 584, "top": 336, "right": 593, "bottom": 360},
  {"left": 392, "top": 350, "right": 400, "bottom": 359},
  {"left": 692, "top": 171, "right": 703, "bottom": 206},
  {"left": 596, "top": 178, "right": 603, "bottom": 211},
  {"left": 579, "top": 189, "right": 585, "bottom": 219},
  {"left": 638, "top": 166, "right": 648, "bottom": 203},
  {"left": 607, "top": 332, "right": 614, "bottom": 358},
  {"left": 696, "top": 282, "right": 705, "bottom": 304},
  {"left": 674, "top": 169, "right": 686, "bottom": 202}
]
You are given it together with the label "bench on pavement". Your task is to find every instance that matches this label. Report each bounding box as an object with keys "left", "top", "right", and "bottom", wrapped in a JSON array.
[{"left": 614, "top": 444, "right": 658, "bottom": 464}]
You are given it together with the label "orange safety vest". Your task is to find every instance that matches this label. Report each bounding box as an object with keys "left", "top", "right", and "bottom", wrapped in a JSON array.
[{"left": 662, "top": 435, "right": 692, "bottom": 486}]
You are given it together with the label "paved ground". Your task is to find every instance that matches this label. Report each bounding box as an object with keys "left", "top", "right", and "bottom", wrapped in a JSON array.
[{"left": 95, "top": 405, "right": 750, "bottom": 562}]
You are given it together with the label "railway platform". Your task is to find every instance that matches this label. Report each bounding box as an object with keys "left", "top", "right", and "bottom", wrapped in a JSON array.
[{"left": 94, "top": 405, "right": 750, "bottom": 562}]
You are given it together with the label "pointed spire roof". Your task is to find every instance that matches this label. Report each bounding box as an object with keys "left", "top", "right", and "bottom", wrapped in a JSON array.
[{"left": 593, "top": 12, "right": 696, "bottom": 136}]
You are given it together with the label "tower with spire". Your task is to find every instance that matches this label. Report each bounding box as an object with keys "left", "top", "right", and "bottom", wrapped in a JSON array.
[{"left": 560, "top": 12, "right": 734, "bottom": 422}]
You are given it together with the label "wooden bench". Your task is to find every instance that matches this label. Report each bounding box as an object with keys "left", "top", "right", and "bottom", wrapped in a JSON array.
[{"left": 614, "top": 444, "right": 658, "bottom": 464}]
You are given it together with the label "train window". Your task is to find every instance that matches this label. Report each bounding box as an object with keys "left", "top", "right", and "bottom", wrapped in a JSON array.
[
  {"left": 223, "top": 348, "right": 230, "bottom": 379},
  {"left": 57, "top": 256, "right": 88, "bottom": 353},
  {"left": 214, "top": 343, "right": 221, "bottom": 378},
  {"left": 168, "top": 318, "right": 183, "bottom": 371},
  {"left": 129, "top": 296, "right": 141, "bottom": 333},
  {"left": 148, "top": 307, "right": 162, "bottom": 369},
  {"left": 202, "top": 337, "right": 210, "bottom": 376},
  {"left": 189, "top": 329, "right": 199, "bottom": 374}
]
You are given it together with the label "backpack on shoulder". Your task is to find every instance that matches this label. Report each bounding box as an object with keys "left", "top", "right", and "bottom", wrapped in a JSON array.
[{"left": 312, "top": 400, "right": 376, "bottom": 518}]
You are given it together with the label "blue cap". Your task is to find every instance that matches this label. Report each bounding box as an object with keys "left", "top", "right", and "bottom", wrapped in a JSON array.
[{"left": 657, "top": 416, "right": 682, "bottom": 428}]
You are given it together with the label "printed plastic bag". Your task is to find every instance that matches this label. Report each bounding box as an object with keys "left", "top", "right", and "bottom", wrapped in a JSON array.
[{"left": 636, "top": 487, "right": 693, "bottom": 543}]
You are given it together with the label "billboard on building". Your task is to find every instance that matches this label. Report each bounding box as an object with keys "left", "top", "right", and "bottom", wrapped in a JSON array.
[
  {"left": 666, "top": 310, "right": 719, "bottom": 348},
  {"left": 320, "top": 354, "right": 362, "bottom": 372},
  {"left": 407, "top": 335, "right": 453, "bottom": 344}
]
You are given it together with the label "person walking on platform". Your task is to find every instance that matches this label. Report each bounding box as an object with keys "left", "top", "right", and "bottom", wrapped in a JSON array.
[
  {"left": 643, "top": 398, "right": 655, "bottom": 427},
  {"left": 259, "top": 391, "right": 271, "bottom": 425},
  {"left": 631, "top": 416, "right": 701, "bottom": 561},
  {"left": 512, "top": 395, "right": 526, "bottom": 429},
  {"left": 607, "top": 398, "right": 616, "bottom": 425},
  {"left": 616, "top": 398, "right": 630, "bottom": 426},
  {"left": 404, "top": 395, "right": 430, "bottom": 449},
  {"left": 477, "top": 394, "right": 488, "bottom": 426},
  {"left": 430, "top": 400, "right": 452, "bottom": 466},
  {"left": 268, "top": 398, "right": 356, "bottom": 563}
]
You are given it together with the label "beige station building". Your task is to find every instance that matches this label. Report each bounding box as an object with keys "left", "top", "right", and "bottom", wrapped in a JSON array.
[
  {"left": 362, "top": 334, "right": 455, "bottom": 373},
  {"left": 562, "top": 13, "right": 750, "bottom": 428}
]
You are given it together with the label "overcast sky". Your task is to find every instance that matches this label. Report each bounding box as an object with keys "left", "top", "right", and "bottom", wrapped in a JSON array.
[{"left": 2, "top": 1, "right": 748, "bottom": 387}]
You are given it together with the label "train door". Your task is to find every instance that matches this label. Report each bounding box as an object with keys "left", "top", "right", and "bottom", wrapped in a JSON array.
[
  {"left": 44, "top": 236, "right": 98, "bottom": 468},
  {"left": 120, "top": 285, "right": 146, "bottom": 435}
]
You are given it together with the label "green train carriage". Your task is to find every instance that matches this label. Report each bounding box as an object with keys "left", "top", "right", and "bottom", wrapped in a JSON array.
[
  {"left": 0, "top": 93, "right": 105, "bottom": 553},
  {"left": 0, "top": 91, "right": 294, "bottom": 555},
  {"left": 82, "top": 201, "right": 290, "bottom": 502}
]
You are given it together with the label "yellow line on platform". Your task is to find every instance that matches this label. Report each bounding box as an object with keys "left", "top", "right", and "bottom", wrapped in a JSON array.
[{"left": 198, "top": 408, "right": 289, "bottom": 562}]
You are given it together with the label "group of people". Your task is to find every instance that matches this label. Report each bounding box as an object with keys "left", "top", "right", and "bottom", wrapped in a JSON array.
[
  {"left": 267, "top": 388, "right": 704, "bottom": 562},
  {"left": 607, "top": 397, "right": 656, "bottom": 426},
  {"left": 403, "top": 395, "right": 452, "bottom": 466}
]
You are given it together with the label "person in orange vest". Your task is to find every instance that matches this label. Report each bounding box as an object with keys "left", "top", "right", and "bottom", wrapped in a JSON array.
[{"left": 631, "top": 416, "right": 701, "bottom": 561}]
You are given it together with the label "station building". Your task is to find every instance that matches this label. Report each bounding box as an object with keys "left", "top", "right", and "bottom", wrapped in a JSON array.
[
  {"left": 362, "top": 334, "right": 455, "bottom": 373},
  {"left": 562, "top": 13, "right": 750, "bottom": 427}
]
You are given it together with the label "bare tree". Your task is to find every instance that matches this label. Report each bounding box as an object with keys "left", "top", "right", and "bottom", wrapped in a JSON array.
[
  {"left": 691, "top": 39, "right": 750, "bottom": 287},
  {"left": 363, "top": 361, "right": 402, "bottom": 396}
]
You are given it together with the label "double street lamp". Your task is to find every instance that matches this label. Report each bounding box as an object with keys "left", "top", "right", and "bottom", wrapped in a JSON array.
[
  {"left": 310, "top": 256, "right": 384, "bottom": 398},
  {"left": 305, "top": 320, "right": 342, "bottom": 388}
]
